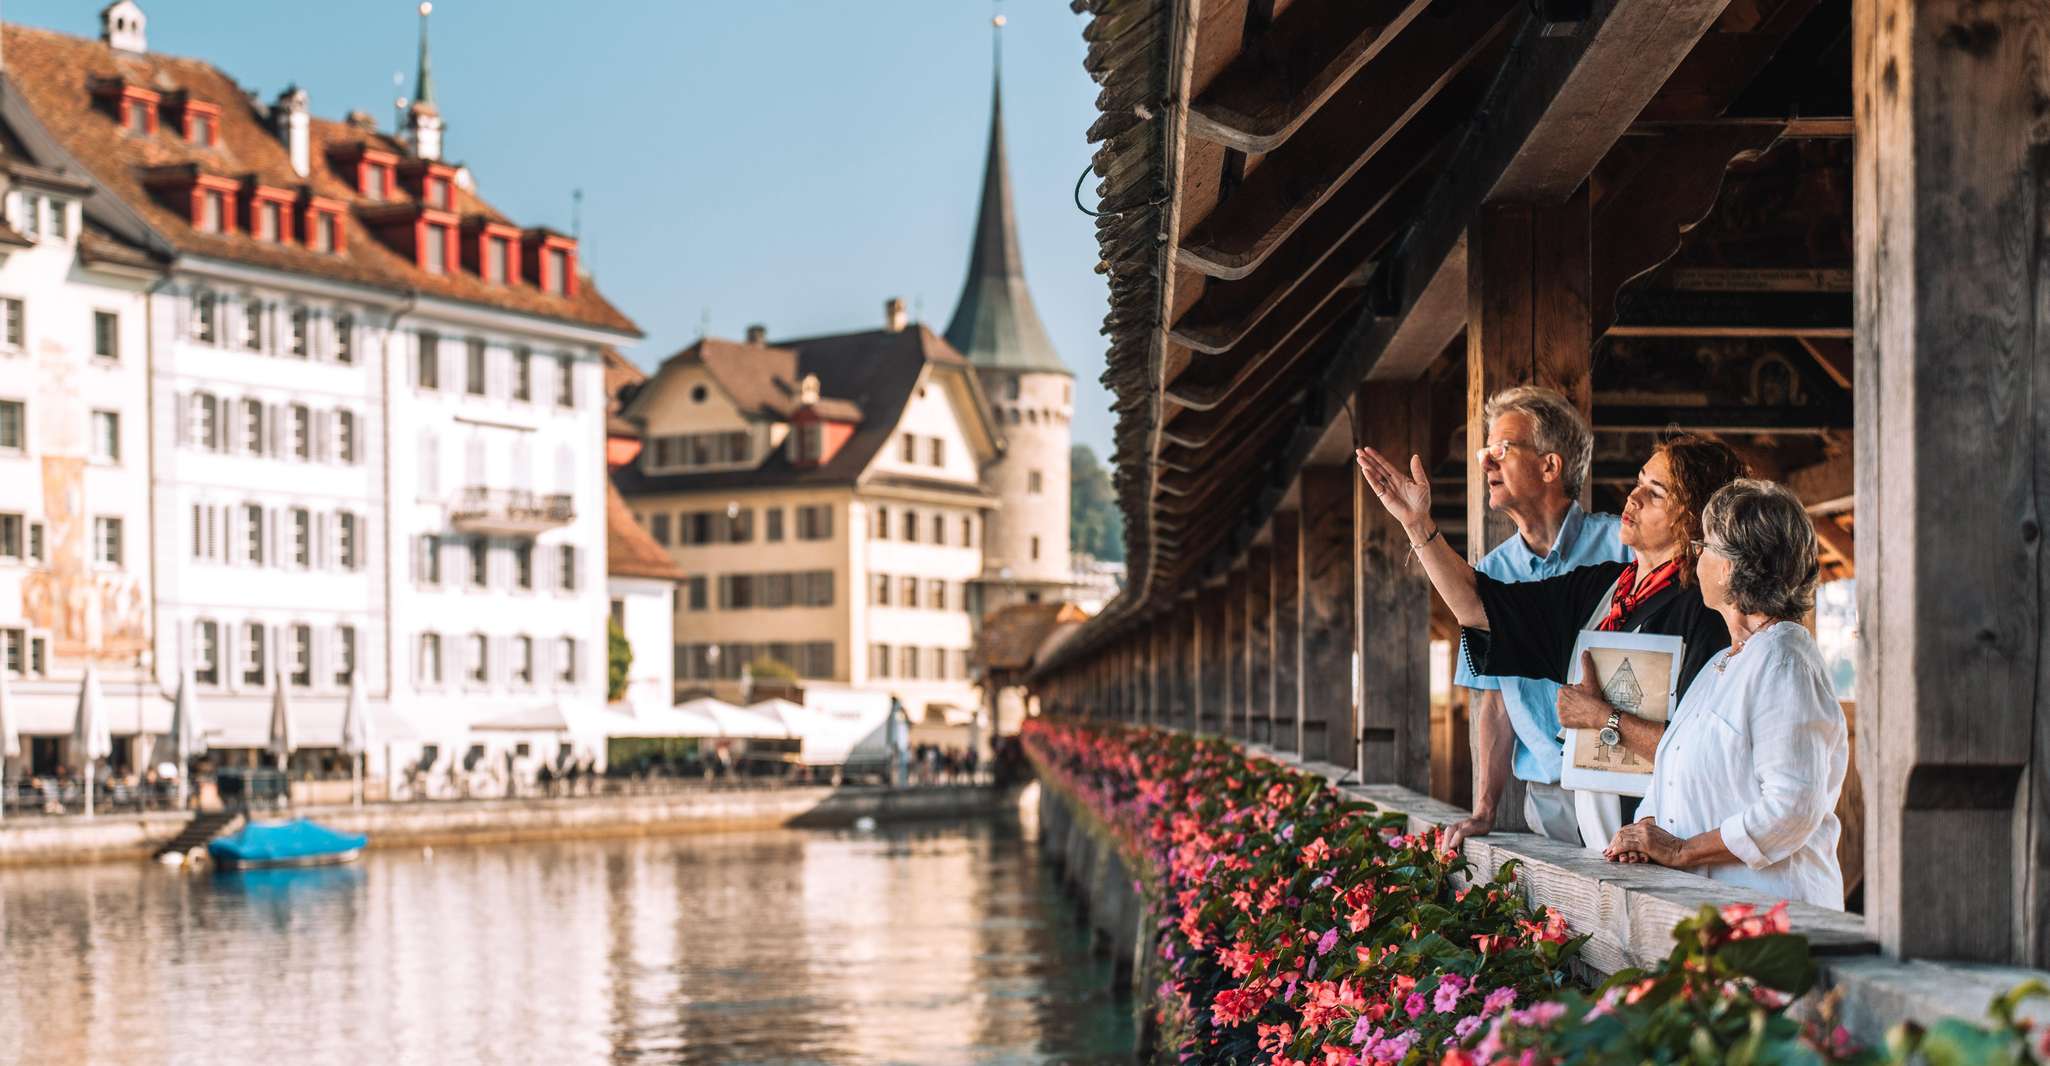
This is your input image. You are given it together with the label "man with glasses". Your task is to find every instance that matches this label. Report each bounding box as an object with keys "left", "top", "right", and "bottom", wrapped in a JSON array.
[{"left": 1444, "top": 386, "right": 1629, "bottom": 850}]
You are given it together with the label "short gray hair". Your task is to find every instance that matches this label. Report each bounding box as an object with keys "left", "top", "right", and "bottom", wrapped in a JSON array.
[
  {"left": 1701, "top": 479, "right": 1821, "bottom": 620},
  {"left": 1483, "top": 386, "right": 1594, "bottom": 499}
]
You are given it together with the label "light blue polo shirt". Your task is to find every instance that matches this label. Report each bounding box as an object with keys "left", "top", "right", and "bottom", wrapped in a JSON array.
[{"left": 1455, "top": 503, "right": 1630, "bottom": 784}]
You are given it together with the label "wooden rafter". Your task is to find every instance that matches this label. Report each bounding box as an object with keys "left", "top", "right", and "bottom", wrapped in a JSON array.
[
  {"left": 1170, "top": 140, "right": 1449, "bottom": 355},
  {"left": 1177, "top": 4, "right": 1516, "bottom": 280},
  {"left": 1186, "top": 0, "right": 1434, "bottom": 154},
  {"left": 1158, "top": 294, "right": 1362, "bottom": 444}
]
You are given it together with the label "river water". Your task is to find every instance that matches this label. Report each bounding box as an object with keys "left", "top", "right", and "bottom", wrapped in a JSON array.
[{"left": 0, "top": 787, "right": 1136, "bottom": 1065}]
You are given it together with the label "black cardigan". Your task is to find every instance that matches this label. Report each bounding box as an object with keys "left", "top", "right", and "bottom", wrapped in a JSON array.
[{"left": 1460, "top": 561, "right": 1732, "bottom": 704}]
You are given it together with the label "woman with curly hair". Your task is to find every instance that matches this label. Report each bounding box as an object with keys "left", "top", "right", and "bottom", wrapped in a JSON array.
[
  {"left": 1603, "top": 480, "right": 1847, "bottom": 909},
  {"left": 1354, "top": 433, "right": 1749, "bottom": 848}
]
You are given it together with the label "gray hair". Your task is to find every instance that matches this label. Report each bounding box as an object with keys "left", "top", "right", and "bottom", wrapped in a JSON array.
[
  {"left": 1701, "top": 479, "right": 1821, "bottom": 620},
  {"left": 1483, "top": 386, "right": 1594, "bottom": 500}
]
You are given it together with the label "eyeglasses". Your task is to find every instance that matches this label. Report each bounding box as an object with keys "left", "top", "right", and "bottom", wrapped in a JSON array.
[
  {"left": 1474, "top": 439, "right": 1535, "bottom": 465},
  {"left": 1689, "top": 539, "right": 1736, "bottom": 559}
]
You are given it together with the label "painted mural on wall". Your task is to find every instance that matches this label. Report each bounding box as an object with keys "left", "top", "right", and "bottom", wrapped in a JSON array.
[{"left": 18, "top": 340, "right": 148, "bottom": 663}]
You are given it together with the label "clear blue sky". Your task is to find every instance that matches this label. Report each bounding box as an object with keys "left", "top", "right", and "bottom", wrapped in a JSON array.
[{"left": 8, "top": 1, "right": 1117, "bottom": 456}]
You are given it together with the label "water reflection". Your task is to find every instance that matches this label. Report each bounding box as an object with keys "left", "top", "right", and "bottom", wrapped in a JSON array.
[{"left": 0, "top": 791, "right": 1134, "bottom": 1065}]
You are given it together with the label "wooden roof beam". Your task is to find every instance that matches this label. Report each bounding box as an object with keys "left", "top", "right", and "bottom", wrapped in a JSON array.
[
  {"left": 1187, "top": 0, "right": 1433, "bottom": 154},
  {"left": 1343, "top": 0, "right": 1741, "bottom": 388},
  {"left": 1158, "top": 297, "right": 1359, "bottom": 446},
  {"left": 1596, "top": 402, "right": 1851, "bottom": 433},
  {"left": 1170, "top": 139, "right": 1450, "bottom": 356},
  {"left": 1177, "top": 5, "right": 1517, "bottom": 280}
]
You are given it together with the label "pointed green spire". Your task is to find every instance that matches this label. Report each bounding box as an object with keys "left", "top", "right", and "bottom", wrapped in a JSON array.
[
  {"left": 944, "top": 10, "right": 1069, "bottom": 377},
  {"left": 413, "top": 2, "right": 436, "bottom": 109}
]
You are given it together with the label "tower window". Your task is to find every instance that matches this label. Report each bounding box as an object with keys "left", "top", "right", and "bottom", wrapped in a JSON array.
[
  {"left": 1028, "top": 470, "right": 1043, "bottom": 495},
  {"left": 1031, "top": 536, "right": 1041, "bottom": 561}
]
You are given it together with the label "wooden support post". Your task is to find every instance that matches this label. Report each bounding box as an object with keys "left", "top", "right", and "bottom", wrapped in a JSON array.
[
  {"left": 1299, "top": 466, "right": 1357, "bottom": 769},
  {"left": 1177, "top": 598, "right": 1198, "bottom": 732},
  {"left": 1355, "top": 381, "right": 1434, "bottom": 792},
  {"left": 1855, "top": 0, "right": 2050, "bottom": 966},
  {"left": 1465, "top": 186, "right": 1594, "bottom": 551},
  {"left": 1226, "top": 567, "right": 1249, "bottom": 740},
  {"left": 1462, "top": 184, "right": 1594, "bottom": 830},
  {"left": 1197, "top": 584, "right": 1228, "bottom": 735},
  {"left": 1247, "top": 546, "right": 1274, "bottom": 748},
  {"left": 1271, "top": 512, "right": 1302, "bottom": 755}
]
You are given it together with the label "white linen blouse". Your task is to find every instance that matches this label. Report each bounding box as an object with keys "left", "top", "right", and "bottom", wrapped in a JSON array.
[{"left": 1636, "top": 620, "right": 1848, "bottom": 910}]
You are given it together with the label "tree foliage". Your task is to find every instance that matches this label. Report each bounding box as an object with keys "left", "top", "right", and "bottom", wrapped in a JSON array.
[
  {"left": 606, "top": 615, "right": 632, "bottom": 703},
  {"left": 1071, "top": 444, "right": 1124, "bottom": 562}
]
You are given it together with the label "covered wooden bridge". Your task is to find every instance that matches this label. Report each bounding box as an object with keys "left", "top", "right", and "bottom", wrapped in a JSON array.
[{"left": 1034, "top": 0, "right": 2050, "bottom": 1017}]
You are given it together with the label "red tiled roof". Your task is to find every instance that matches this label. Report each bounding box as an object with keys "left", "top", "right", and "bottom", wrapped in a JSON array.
[
  {"left": 615, "top": 325, "right": 970, "bottom": 496},
  {"left": 605, "top": 482, "right": 685, "bottom": 582},
  {"left": 978, "top": 602, "right": 1090, "bottom": 673},
  {"left": 0, "top": 22, "right": 637, "bottom": 336}
]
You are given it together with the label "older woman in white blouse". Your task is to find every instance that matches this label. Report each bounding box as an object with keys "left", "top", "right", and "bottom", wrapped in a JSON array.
[{"left": 1604, "top": 480, "right": 1849, "bottom": 910}]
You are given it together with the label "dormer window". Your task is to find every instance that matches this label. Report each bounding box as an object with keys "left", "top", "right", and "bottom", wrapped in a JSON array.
[
  {"left": 332, "top": 143, "right": 402, "bottom": 202},
  {"left": 173, "top": 99, "right": 222, "bottom": 148},
  {"left": 521, "top": 230, "right": 578, "bottom": 296},
  {"left": 93, "top": 78, "right": 160, "bottom": 138},
  {"left": 243, "top": 184, "right": 295, "bottom": 244},
  {"left": 464, "top": 218, "right": 522, "bottom": 285},
  {"left": 486, "top": 236, "right": 509, "bottom": 281},
  {"left": 199, "top": 189, "right": 227, "bottom": 233},
  {"left": 422, "top": 221, "right": 451, "bottom": 275},
  {"left": 301, "top": 196, "right": 347, "bottom": 254},
  {"left": 146, "top": 165, "right": 242, "bottom": 236},
  {"left": 401, "top": 159, "right": 458, "bottom": 210}
]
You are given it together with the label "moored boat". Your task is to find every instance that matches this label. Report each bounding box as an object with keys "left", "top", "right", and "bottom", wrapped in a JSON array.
[{"left": 207, "top": 819, "right": 368, "bottom": 870}]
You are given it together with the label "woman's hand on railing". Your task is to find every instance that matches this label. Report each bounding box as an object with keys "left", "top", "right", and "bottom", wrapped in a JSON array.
[{"left": 1355, "top": 446, "right": 1434, "bottom": 534}]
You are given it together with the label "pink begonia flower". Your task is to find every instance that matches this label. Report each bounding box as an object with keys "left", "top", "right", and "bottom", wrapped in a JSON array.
[
  {"left": 1453, "top": 1014, "right": 1485, "bottom": 1041},
  {"left": 1316, "top": 927, "right": 1340, "bottom": 957},
  {"left": 1482, "top": 987, "right": 1517, "bottom": 1015},
  {"left": 1433, "top": 974, "right": 1467, "bottom": 1012},
  {"left": 1404, "top": 993, "right": 1428, "bottom": 1018}
]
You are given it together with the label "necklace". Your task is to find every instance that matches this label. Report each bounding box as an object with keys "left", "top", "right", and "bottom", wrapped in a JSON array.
[{"left": 1716, "top": 620, "right": 1782, "bottom": 673}]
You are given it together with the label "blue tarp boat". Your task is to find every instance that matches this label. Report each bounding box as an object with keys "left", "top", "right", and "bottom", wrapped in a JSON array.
[{"left": 207, "top": 819, "right": 367, "bottom": 870}]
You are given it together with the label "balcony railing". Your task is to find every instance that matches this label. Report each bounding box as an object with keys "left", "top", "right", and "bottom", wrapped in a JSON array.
[{"left": 449, "top": 487, "right": 574, "bottom": 536}]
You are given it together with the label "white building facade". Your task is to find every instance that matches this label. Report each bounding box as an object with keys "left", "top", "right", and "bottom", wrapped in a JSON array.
[
  {"left": 0, "top": 7, "right": 638, "bottom": 785},
  {"left": 0, "top": 131, "right": 160, "bottom": 774}
]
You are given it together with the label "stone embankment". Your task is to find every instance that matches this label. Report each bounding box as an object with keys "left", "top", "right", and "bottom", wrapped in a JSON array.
[{"left": 0, "top": 784, "right": 1012, "bottom": 867}]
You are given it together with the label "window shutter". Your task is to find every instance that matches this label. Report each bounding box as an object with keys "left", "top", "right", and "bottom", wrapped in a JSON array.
[{"left": 269, "top": 403, "right": 285, "bottom": 457}]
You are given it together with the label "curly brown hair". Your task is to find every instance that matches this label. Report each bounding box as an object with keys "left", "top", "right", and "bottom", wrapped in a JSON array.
[{"left": 1651, "top": 433, "right": 1751, "bottom": 584}]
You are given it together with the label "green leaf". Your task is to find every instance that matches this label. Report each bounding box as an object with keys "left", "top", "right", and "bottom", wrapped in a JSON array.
[
  {"left": 1715, "top": 934, "right": 1816, "bottom": 995},
  {"left": 1990, "top": 978, "right": 2050, "bottom": 1025},
  {"left": 1917, "top": 1019, "right": 2024, "bottom": 1066}
]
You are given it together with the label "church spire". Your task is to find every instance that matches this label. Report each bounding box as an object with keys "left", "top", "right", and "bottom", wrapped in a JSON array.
[
  {"left": 404, "top": 2, "right": 445, "bottom": 160},
  {"left": 413, "top": 1, "right": 436, "bottom": 109},
  {"left": 943, "top": 12, "right": 1067, "bottom": 376}
]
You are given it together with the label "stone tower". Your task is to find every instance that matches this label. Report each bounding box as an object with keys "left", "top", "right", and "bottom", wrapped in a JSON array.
[{"left": 946, "top": 33, "right": 1073, "bottom": 616}]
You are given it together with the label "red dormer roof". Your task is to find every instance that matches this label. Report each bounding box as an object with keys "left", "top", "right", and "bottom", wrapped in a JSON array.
[{"left": 0, "top": 21, "right": 637, "bottom": 337}]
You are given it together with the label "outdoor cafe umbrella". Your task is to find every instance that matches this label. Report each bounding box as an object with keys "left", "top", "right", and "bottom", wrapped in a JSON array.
[
  {"left": 168, "top": 669, "right": 206, "bottom": 812},
  {"left": 0, "top": 669, "right": 17, "bottom": 822},
  {"left": 72, "top": 664, "right": 112, "bottom": 819},
  {"left": 340, "top": 672, "right": 371, "bottom": 807},
  {"left": 268, "top": 676, "right": 295, "bottom": 776}
]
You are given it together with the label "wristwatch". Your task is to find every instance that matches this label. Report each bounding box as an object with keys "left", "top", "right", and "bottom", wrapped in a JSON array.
[{"left": 1600, "top": 711, "right": 1623, "bottom": 748}]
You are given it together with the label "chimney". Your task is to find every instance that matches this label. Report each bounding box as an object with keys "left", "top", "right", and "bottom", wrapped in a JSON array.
[
  {"left": 272, "top": 86, "right": 310, "bottom": 177},
  {"left": 799, "top": 374, "right": 821, "bottom": 407},
  {"left": 884, "top": 297, "right": 908, "bottom": 333},
  {"left": 101, "top": 1, "right": 148, "bottom": 54},
  {"left": 346, "top": 110, "right": 378, "bottom": 134},
  {"left": 744, "top": 324, "right": 767, "bottom": 346}
]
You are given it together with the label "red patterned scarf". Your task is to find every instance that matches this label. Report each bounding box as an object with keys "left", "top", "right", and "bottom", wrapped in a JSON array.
[{"left": 1596, "top": 558, "right": 1682, "bottom": 632}]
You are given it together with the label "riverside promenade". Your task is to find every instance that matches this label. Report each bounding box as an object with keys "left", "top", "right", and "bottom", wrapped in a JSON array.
[{"left": 0, "top": 782, "right": 1014, "bottom": 867}]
